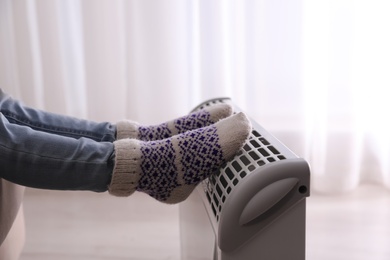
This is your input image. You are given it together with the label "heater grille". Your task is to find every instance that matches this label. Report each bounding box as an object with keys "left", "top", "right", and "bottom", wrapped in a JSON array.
[
  {"left": 193, "top": 98, "right": 293, "bottom": 222},
  {"left": 203, "top": 130, "right": 287, "bottom": 222},
  {"left": 181, "top": 98, "right": 309, "bottom": 260}
]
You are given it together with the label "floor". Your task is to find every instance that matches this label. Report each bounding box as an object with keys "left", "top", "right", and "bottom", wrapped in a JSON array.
[
  {"left": 306, "top": 185, "right": 390, "bottom": 260},
  {"left": 20, "top": 191, "right": 180, "bottom": 260},
  {"left": 20, "top": 184, "right": 390, "bottom": 260}
]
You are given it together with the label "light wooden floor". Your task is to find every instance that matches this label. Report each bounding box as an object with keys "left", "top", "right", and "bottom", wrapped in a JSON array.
[
  {"left": 307, "top": 185, "right": 390, "bottom": 260},
  {"left": 20, "top": 184, "right": 390, "bottom": 260}
]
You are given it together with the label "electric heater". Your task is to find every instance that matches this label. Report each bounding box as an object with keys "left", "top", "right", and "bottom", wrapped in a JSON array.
[{"left": 179, "top": 98, "right": 310, "bottom": 260}]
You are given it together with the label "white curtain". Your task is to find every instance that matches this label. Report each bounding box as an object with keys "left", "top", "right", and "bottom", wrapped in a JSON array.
[{"left": 1, "top": 0, "right": 389, "bottom": 193}]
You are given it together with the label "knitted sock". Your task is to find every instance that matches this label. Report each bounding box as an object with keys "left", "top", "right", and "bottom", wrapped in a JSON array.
[
  {"left": 116, "top": 103, "right": 233, "bottom": 141},
  {"left": 109, "top": 112, "right": 251, "bottom": 204}
]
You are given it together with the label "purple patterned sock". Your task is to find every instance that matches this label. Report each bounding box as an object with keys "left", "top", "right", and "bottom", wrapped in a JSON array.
[
  {"left": 109, "top": 112, "right": 252, "bottom": 204},
  {"left": 116, "top": 103, "right": 233, "bottom": 141}
]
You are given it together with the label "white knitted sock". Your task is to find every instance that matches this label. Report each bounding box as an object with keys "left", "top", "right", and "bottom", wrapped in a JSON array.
[
  {"left": 109, "top": 112, "right": 251, "bottom": 204},
  {"left": 116, "top": 103, "right": 233, "bottom": 141}
]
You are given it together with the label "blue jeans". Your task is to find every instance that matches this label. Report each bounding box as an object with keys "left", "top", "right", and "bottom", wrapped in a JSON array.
[{"left": 0, "top": 89, "right": 115, "bottom": 192}]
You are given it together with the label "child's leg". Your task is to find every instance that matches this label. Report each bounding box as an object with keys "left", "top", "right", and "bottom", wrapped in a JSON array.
[
  {"left": 0, "top": 113, "right": 114, "bottom": 192},
  {"left": 0, "top": 89, "right": 251, "bottom": 204},
  {"left": 0, "top": 89, "right": 116, "bottom": 142},
  {"left": 0, "top": 111, "right": 250, "bottom": 204}
]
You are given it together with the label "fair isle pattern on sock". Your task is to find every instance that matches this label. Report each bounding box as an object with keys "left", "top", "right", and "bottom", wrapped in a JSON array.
[
  {"left": 116, "top": 103, "right": 233, "bottom": 141},
  {"left": 137, "top": 139, "right": 179, "bottom": 201},
  {"left": 137, "top": 124, "right": 222, "bottom": 202},
  {"left": 138, "top": 123, "right": 172, "bottom": 141},
  {"left": 109, "top": 112, "right": 252, "bottom": 203},
  {"left": 138, "top": 109, "right": 214, "bottom": 141},
  {"left": 178, "top": 125, "right": 223, "bottom": 185},
  {"left": 173, "top": 109, "right": 214, "bottom": 136}
]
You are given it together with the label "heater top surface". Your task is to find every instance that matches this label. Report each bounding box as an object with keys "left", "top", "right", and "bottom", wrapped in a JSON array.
[{"left": 192, "top": 98, "right": 304, "bottom": 223}]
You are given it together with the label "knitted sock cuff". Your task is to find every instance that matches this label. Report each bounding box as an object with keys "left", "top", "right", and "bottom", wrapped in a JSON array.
[
  {"left": 108, "top": 139, "right": 142, "bottom": 197},
  {"left": 116, "top": 120, "right": 140, "bottom": 140}
]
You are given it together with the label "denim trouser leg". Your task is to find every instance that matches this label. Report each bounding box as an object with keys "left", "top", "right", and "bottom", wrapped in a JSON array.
[{"left": 0, "top": 90, "right": 116, "bottom": 192}]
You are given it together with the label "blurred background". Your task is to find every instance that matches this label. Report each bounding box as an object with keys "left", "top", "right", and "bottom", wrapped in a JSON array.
[{"left": 1, "top": 0, "right": 390, "bottom": 259}]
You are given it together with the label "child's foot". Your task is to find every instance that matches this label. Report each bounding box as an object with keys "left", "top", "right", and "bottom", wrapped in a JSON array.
[
  {"left": 109, "top": 112, "right": 251, "bottom": 204},
  {"left": 116, "top": 103, "right": 233, "bottom": 141}
]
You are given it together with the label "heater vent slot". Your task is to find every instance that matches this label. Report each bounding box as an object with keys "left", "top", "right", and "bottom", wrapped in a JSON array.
[
  {"left": 196, "top": 98, "right": 227, "bottom": 110},
  {"left": 203, "top": 129, "right": 287, "bottom": 222}
]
